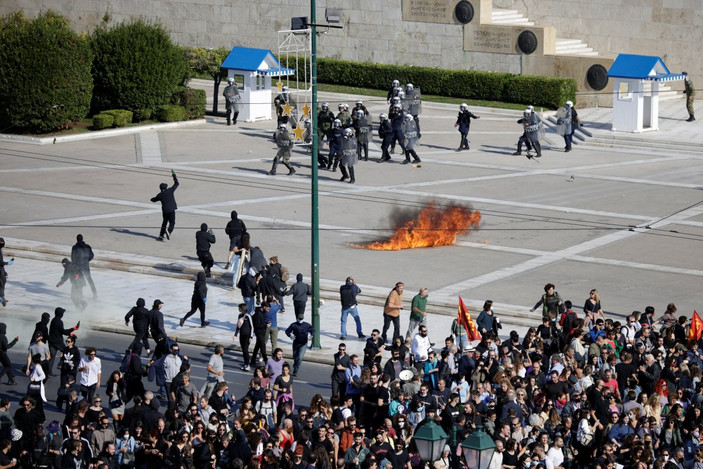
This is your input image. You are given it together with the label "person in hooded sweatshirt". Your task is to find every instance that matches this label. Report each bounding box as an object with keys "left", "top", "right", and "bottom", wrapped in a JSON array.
[
  {"left": 225, "top": 210, "right": 247, "bottom": 269},
  {"left": 150, "top": 171, "right": 179, "bottom": 241},
  {"left": 48, "top": 307, "right": 77, "bottom": 373},
  {"left": 125, "top": 298, "right": 151, "bottom": 354},
  {"left": 284, "top": 274, "right": 311, "bottom": 320},
  {"left": 71, "top": 234, "right": 96, "bottom": 297},
  {"left": 196, "top": 223, "right": 216, "bottom": 278},
  {"left": 57, "top": 257, "right": 87, "bottom": 311},
  {"left": 180, "top": 272, "right": 209, "bottom": 328},
  {"left": 32, "top": 312, "right": 51, "bottom": 349},
  {"left": 0, "top": 323, "right": 19, "bottom": 385}
]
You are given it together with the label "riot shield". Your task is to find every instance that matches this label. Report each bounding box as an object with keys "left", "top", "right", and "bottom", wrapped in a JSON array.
[
  {"left": 402, "top": 118, "right": 419, "bottom": 149},
  {"left": 276, "top": 130, "right": 293, "bottom": 149},
  {"left": 356, "top": 116, "right": 372, "bottom": 145},
  {"left": 555, "top": 107, "right": 571, "bottom": 136},
  {"left": 405, "top": 87, "right": 422, "bottom": 116},
  {"left": 524, "top": 115, "right": 541, "bottom": 143},
  {"left": 341, "top": 137, "right": 358, "bottom": 167}
]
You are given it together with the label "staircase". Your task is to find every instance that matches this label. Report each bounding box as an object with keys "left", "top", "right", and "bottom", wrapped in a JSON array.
[
  {"left": 491, "top": 9, "right": 534, "bottom": 26},
  {"left": 554, "top": 38, "right": 598, "bottom": 56}
]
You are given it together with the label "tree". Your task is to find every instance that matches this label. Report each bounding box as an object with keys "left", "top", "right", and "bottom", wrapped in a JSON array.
[
  {"left": 0, "top": 11, "right": 93, "bottom": 134},
  {"left": 91, "top": 19, "right": 188, "bottom": 113},
  {"left": 183, "top": 47, "right": 229, "bottom": 114}
]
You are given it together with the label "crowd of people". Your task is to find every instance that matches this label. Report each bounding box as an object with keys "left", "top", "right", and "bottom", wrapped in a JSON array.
[{"left": 0, "top": 272, "right": 700, "bottom": 469}]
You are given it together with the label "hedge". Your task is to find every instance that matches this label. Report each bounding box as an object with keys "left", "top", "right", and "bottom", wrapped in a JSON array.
[
  {"left": 171, "top": 87, "right": 205, "bottom": 119},
  {"left": 92, "top": 113, "right": 114, "bottom": 129},
  {"left": 102, "top": 109, "right": 133, "bottom": 127},
  {"left": 0, "top": 11, "right": 93, "bottom": 133},
  {"left": 155, "top": 105, "right": 187, "bottom": 122},
  {"left": 317, "top": 58, "right": 575, "bottom": 109},
  {"left": 133, "top": 108, "right": 153, "bottom": 122}
]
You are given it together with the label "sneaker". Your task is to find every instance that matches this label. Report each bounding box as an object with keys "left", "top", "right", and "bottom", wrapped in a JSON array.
[
  {"left": 224, "top": 262, "right": 230, "bottom": 270},
  {"left": 179, "top": 318, "right": 185, "bottom": 327},
  {"left": 402, "top": 160, "right": 409, "bottom": 164},
  {"left": 340, "top": 336, "right": 347, "bottom": 340},
  {"left": 349, "top": 179, "right": 355, "bottom": 184},
  {"left": 241, "top": 365, "right": 250, "bottom": 371},
  {"left": 512, "top": 151, "right": 521, "bottom": 156},
  {"left": 158, "top": 236, "right": 164, "bottom": 242},
  {"left": 201, "top": 321, "right": 210, "bottom": 328},
  {"left": 7, "top": 380, "right": 16, "bottom": 386},
  {"left": 413, "top": 157, "right": 421, "bottom": 163},
  {"left": 358, "top": 334, "right": 366, "bottom": 339}
]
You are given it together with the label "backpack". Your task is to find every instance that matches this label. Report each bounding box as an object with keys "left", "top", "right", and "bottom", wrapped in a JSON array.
[
  {"left": 280, "top": 264, "right": 290, "bottom": 282},
  {"left": 120, "top": 351, "right": 131, "bottom": 373}
]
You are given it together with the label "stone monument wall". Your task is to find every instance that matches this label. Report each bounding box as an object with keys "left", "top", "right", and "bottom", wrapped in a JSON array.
[{"left": 3, "top": 0, "right": 699, "bottom": 103}]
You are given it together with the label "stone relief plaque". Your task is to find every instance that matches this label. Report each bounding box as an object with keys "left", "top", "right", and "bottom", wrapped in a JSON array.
[
  {"left": 465, "top": 26, "right": 515, "bottom": 53},
  {"left": 402, "top": 0, "right": 456, "bottom": 24}
]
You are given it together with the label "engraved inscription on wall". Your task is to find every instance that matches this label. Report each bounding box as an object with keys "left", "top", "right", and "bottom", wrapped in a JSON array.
[
  {"left": 465, "top": 26, "right": 515, "bottom": 54},
  {"left": 402, "top": 0, "right": 455, "bottom": 24}
]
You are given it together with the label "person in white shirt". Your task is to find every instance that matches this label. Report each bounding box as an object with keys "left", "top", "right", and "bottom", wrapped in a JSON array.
[
  {"left": 78, "top": 346, "right": 101, "bottom": 403},
  {"left": 411, "top": 326, "right": 431, "bottom": 370},
  {"left": 545, "top": 435, "right": 565, "bottom": 468},
  {"left": 201, "top": 344, "right": 225, "bottom": 398}
]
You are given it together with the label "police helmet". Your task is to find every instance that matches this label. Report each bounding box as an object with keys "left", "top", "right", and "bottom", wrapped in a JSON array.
[
  {"left": 227, "top": 77, "right": 234, "bottom": 84},
  {"left": 356, "top": 100, "right": 363, "bottom": 106},
  {"left": 523, "top": 108, "right": 531, "bottom": 116},
  {"left": 282, "top": 86, "right": 289, "bottom": 92},
  {"left": 332, "top": 119, "right": 342, "bottom": 128},
  {"left": 343, "top": 104, "right": 349, "bottom": 111},
  {"left": 379, "top": 113, "right": 388, "bottom": 121},
  {"left": 527, "top": 105, "right": 534, "bottom": 112},
  {"left": 356, "top": 110, "right": 365, "bottom": 118},
  {"left": 393, "top": 103, "right": 402, "bottom": 110},
  {"left": 459, "top": 103, "right": 468, "bottom": 111},
  {"left": 278, "top": 123, "right": 287, "bottom": 131},
  {"left": 391, "top": 97, "right": 400, "bottom": 104},
  {"left": 565, "top": 101, "right": 573, "bottom": 108},
  {"left": 321, "top": 102, "right": 329, "bottom": 111},
  {"left": 406, "top": 83, "right": 414, "bottom": 91},
  {"left": 343, "top": 128, "right": 353, "bottom": 137},
  {"left": 398, "top": 91, "right": 405, "bottom": 100},
  {"left": 392, "top": 79, "right": 400, "bottom": 87},
  {"left": 338, "top": 103, "right": 345, "bottom": 110}
]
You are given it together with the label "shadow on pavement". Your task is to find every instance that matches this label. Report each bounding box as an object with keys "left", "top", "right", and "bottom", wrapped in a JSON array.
[{"left": 111, "top": 228, "right": 162, "bottom": 241}]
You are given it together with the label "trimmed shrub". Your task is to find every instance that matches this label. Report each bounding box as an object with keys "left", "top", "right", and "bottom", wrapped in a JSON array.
[
  {"left": 91, "top": 19, "right": 188, "bottom": 113},
  {"left": 171, "top": 87, "right": 206, "bottom": 119},
  {"left": 317, "top": 58, "right": 576, "bottom": 109},
  {"left": 133, "top": 108, "right": 153, "bottom": 122},
  {"left": 102, "top": 109, "right": 133, "bottom": 127},
  {"left": 0, "top": 11, "right": 93, "bottom": 134},
  {"left": 155, "top": 105, "right": 187, "bottom": 122},
  {"left": 93, "top": 113, "right": 114, "bottom": 129}
]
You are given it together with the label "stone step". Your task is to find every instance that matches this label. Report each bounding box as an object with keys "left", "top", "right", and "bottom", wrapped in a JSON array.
[
  {"left": 582, "top": 136, "right": 701, "bottom": 154},
  {"left": 555, "top": 38, "right": 598, "bottom": 56},
  {"left": 491, "top": 9, "right": 534, "bottom": 25}
]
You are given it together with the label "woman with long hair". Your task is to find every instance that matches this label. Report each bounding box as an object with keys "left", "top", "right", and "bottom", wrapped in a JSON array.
[
  {"left": 166, "top": 430, "right": 194, "bottom": 469},
  {"left": 273, "top": 362, "right": 294, "bottom": 423},
  {"left": 106, "top": 370, "right": 127, "bottom": 423},
  {"left": 583, "top": 289, "right": 605, "bottom": 328}
]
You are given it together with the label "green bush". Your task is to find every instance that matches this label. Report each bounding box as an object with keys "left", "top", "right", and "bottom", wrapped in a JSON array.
[
  {"left": 91, "top": 19, "right": 188, "bottom": 113},
  {"left": 155, "top": 105, "right": 187, "bottom": 122},
  {"left": 102, "top": 109, "right": 133, "bottom": 127},
  {"left": 92, "top": 113, "right": 114, "bottom": 129},
  {"left": 317, "top": 58, "right": 576, "bottom": 109},
  {"left": 171, "top": 87, "right": 205, "bottom": 119},
  {"left": 0, "top": 11, "right": 93, "bottom": 134},
  {"left": 133, "top": 108, "right": 153, "bottom": 122}
]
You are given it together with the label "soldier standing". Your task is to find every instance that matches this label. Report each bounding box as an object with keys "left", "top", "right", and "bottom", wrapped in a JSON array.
[
  {"left": 454, "top": 104, "right": 479, "bottom": 151},
  {"left": 684, "top": 72, "right": 695, "bottom": 122},
  {"left": 340, "top": 128, "right": 357, "bottom": 184},
  {"left": 268, "top": 124, "right": 296, "bottom": 176},
  {"left": 150, "top": 171, "right": 179, "bottom": 241},
  {"left": 223, "top": 77, "right": 241, "bottom": 126}
]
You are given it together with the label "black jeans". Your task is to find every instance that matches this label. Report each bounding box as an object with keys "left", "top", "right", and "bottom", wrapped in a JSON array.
[
  {"left": 381, "top": 314, "right": 400, "bottom": 343},
  {"left": 160, "top": 211, "right": 176, "bottom": 238},
  {"left": 250, "top": 334, "right": 268, "bottom": 366}
]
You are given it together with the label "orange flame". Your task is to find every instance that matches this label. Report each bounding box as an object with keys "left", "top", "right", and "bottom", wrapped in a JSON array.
[{"left": 355, "top": 202, "right": 481, "bottom": 250}]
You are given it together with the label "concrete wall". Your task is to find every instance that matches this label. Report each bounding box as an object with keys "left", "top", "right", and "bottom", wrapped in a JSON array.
[{"left": 4, "top": 0, "right": 698, "bottom": 99}]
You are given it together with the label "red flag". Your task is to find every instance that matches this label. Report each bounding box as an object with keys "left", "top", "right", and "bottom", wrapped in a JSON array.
[
  {"left": 458, "top": 295, "right": 481, "bottom": 341},
  {"left": 688, "top": 310, "right": 703, "bottom": 344}
]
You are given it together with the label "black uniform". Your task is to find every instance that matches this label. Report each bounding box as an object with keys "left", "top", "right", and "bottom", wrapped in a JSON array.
[
  {"left": 250, "top": 306, "right": 268, "bottom": 366},
  {"left": 71, "top": 234, "right": 96, "bottom": 296},
  {"left": 125, "top": 298, "right": 151, "bottom": 352},
  {"left": 455, "top": 109, "right": 479, "bottom": 150},
  {"left": 182, "top": 272, "right": 209, "bottom": 327},
  {"left": 379, "top": 119, "right": 393, "bottom": 162},
  {"left": 0, "top": 323, "right": 18, "bottom": 384},
  {"left": 195, "top": 223, "right": 216, "bottom": 277},
  {"left": 150, "top": 173, "right": 179, "bottom": 240}
]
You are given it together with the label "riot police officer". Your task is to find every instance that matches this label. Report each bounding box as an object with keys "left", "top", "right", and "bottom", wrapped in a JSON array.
[
  {"left": 336, "top": 103, "right": 352, "bottom": 128},
  {"left": 402, "top": 114, "right": 421, "bottom": 164},
  {"left": 515, "top": 109, "right": 542, "bottom": 159},
  {"left": 352, "top": 100, "right": 369, "bottom": 122},
  {"left": 269, "top": 124, "right": 296, "bottom": 175},
  {"left": 354, "top": 110, "right": 371, "bottom": 161},
  {"left": 274, "top": 86, "right": 291, "bottom": 126},
  {"left": 327, "top": 119, "right": 344, "bottom": 171},
  {"left": 387, "top": 79, "right": 401, "bottom": 103},
  {"left": 223, "top": 77, "right": 241, "bottom": 126},
  {"left": 378, "top": 113, "right": 393, "bottom": 163},
  {"left": 454, "top": 103, "right": 480, "bottom": 151},
  {"left": 339, "top": 128, "right": 357, "bottom": 184},
  {"left": 389, "top": 103, "right": 406, "bottom": 155}
]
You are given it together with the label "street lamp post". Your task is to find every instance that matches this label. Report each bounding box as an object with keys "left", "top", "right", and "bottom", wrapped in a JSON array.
[
  {"left": 413, "top": 419, "right": 448, "bottom": 465},
  {"left": 460, "top": 425, "right": 496, "bottom": 469},
  {"left": 309, "top": 0, "right": 321, "bottom": 349}
]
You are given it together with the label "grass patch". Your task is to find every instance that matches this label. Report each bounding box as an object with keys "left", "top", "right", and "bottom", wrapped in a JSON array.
[{"left": 317, "top": 83, "right": 529, "bottom": 110}]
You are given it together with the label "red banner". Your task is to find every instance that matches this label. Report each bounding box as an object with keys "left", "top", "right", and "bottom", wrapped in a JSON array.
[{"left": 458, "top": 295, "right": 482, "bottom": 342}]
